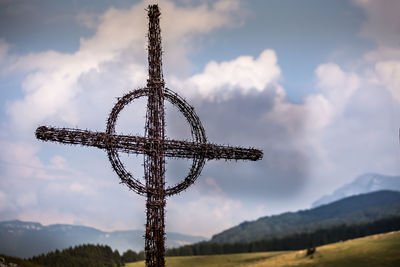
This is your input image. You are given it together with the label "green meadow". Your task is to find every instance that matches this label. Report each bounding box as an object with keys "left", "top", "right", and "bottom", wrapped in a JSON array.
[{"left": 126, "top": 231, "right": 400, "bottom": 267}]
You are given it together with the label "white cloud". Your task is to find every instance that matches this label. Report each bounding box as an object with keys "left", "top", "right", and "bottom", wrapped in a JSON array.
[
  {"left": 170, "top": 49, "right": 281, "bottom": 101},
  {"left": 296, "top": 63, "right": 359, "bottom": 133},
  {"left": 315, "top": 63, "right": 359, "bottom": 112},
  {"left": 300, "top": 59, "right": 400, "bottom": 198},
  {"left": 303, "top": 94, "right": 333, "bottom": 131},
  {"left": 49, "top": 155, "right": 67, "bottom": 170},
  {"left": 167, "top": 180, "right": 244, "bottom": 237},
  {"left": 0, "top": 141, "right": 73, "bottom": 183},
  {"left": 16, "top": 192, "right": 37, "bottom": 208},
  {"left": 0, "top": 141, "right": 44, "bottom": 179},
  {"left": 268, "top": 63, "right": 359, "bottom": 134},
  {"left": 375, "top": 60, "right": 400, "bottom": 102},
  {"left": 6, "top": 0, "right": 243, "bottom": 131},
  {"left": 69, "top": 182, "right": 95, "bottom": 196}
]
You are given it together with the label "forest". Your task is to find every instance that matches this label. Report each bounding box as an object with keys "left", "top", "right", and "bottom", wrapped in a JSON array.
[{"left": 166, "top": 215, "right": 400, "bottom": 256}]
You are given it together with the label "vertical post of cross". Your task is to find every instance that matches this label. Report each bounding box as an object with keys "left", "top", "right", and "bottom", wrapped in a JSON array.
[{"left": 144, "top": 4, "right": 166, "bottom": 267}]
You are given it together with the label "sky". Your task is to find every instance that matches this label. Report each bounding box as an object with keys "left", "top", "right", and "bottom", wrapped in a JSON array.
[{"left": 0, "top": 0, "right": 399, "bottom": 238}]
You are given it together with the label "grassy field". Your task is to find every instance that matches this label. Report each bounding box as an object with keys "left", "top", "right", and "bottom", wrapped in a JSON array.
[
  {"left": 126, "top": 231, "right": 400, "bottom": 267},
  {"left": 126, "top": 251, "right": 286, "bottom": 267}
]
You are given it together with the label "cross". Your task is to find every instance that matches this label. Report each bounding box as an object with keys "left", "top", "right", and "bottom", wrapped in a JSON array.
[{"left": 35, "top": 5, "right": 262, "bottom": 267}]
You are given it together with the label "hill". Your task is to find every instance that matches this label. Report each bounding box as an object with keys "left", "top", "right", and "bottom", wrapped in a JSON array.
[
  {"left": 3, "top": 231, "right": 400, "bottom": 267},
  {"left": 211, "top": 190, "right": 400, "bottom": 244},
  {"left": 167, "top": 215, "right": 400, "bottom": 256},
  {"left": 127, "top": 231, "right": 400, "bottom": 267},
  {"left": 312, "top": 173, "right": 400, "bottom": 208},
  {"left": 0, "top": 220, "right": 205, "bottom": 258}
]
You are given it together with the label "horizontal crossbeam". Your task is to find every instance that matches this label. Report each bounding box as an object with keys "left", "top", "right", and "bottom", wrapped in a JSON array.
[{"left": 36, "top": 126, "right": 262, "bottom": 161}]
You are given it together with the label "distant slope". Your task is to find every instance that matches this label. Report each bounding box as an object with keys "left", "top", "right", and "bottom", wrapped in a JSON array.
[
  {"left": 167, "top": 215, "right": 400, "bottom": 256},
  {"left": 312, "top": 173, "right": 400, "bottom": 208},
  {"left": 0, "top": 220, "right": 205, "bottom": 258},
  {"left": 251, "top": 230, "right": 400, "bottom": 267},
  {"left": 211, "top": 190, "right": 400, "bottom": 244},
  {"left": 127, "top": 231, "right": 400, "bottom": 267}
]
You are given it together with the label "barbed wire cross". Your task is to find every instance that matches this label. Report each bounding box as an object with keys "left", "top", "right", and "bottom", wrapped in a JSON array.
[{"left": 36, "top": 5, "right": 262, "bottom": 267}]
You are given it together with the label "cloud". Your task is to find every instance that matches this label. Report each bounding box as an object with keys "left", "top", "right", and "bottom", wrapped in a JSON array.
[
  {"left": 49, "top": 155, "right": 68, "bottom": 170},
  {"left": 300, "top": 61, "right": 400, "bottom": 199},
  {"left": 0, "top": 139, "right": 77, "bottom": 186},
  {"left": 0, "top": 141, "right": 74, "bottom": 222},
  {"left": 1, "top": 26, "right": 368, "bottom": 234},
  {"left": 1, "top": 0, "right": 399, "bottom": 237},
  {"left": 168, "top": 192, "right": 243, "bottom": 237},
  {"left": 354, "top": 0, "right": 400, "bottom": 63},
  {"left": 295, "top": 63, "right": 360, "bottom": 132},
  {"left": 0, "top": 141, "right": 44, "bottom": 179},
  {"left": 190, "top": 90, "right": 311, "bottom": 203},
  {"left": 170, "top": 49, "right": 281, "bottom": 101},
  {"left": 6, "top": 0, "right": 243, "bottom": 131},
  {"left": 16, "top": 192, "right": 37, "bottom": 208},
  {"left": 0, "top": 139, "right": 146, "bottom": 230},
  {"left": 0, "top": 0, "right": 251, "bottom": 233},
  {"left": 353, "top": 0, "right": 400, "bottom": 48},
  {"left": 315, "top": 63, "right": 359, "bottom": 111},
  {"left": 353, "top": 0, "right": 400, "bottom": 107},
  {"left": 309, "top": 0, "right": 400, "bottom": 200},
  {"left": 167, "top": 176, "right": 250, "bottom": 237},
  {"left": 375, "top": 61, "right": 400, "bottom": 103}
]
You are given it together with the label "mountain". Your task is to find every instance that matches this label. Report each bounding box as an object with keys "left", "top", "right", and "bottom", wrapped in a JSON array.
[
  {"left": 211, "top": 190, "right": 400, "bottom": 244},
  {"left": 312, "top": 173, "right": 400, "bottom": 208},
  {"left": 0, "top": 220, "right": 205, "bottom": 258}
]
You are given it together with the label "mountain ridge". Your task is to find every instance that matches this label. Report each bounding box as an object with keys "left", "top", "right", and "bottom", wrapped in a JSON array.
[
  {"left": 211, "top": 190, "right": 400, "bottom": 244},
  {"left": 312, "top": 173, "right": 400, "bottom": 208},
  {"left": 0, "top": 220, "right": 206, "bottom": 258}
]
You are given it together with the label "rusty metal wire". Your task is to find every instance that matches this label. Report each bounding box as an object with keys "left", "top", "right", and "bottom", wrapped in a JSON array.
[
  {"left": 35, "top": 4, "right": 263, "bottom": 267},
  {"left": 144, "top": 5, "right": 167, "bottom": 266},
  {"left": 35, "top": 125, "right": 261, "bottom": 164}
]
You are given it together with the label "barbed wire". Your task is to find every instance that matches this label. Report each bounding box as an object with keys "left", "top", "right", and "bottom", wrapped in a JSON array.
[{"left": 35, "top": 4, "right": 262, "bottom": 267}]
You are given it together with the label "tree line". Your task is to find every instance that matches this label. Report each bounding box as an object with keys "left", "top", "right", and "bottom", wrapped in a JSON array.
[
  {"left": 29, "top": 244, "right": 144, "bottom": 267},
  {"left": 27, "top": 215, "right": 400, "bottom": 265},
  {"left": 166, "top": 215, "right": 400, "bottom": 256}
]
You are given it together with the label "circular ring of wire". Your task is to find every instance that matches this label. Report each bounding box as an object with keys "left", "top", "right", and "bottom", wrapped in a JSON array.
[{"left": 106, "top": 88, "right": 206, "bottom": 196}]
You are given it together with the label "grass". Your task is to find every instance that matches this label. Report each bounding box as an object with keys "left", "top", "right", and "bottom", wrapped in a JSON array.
[
  {"left": 249, "top": 231, "right": 400, "bottom": 267},
  {"left": 126, "top": 251, "right": 285, "bottom": 267},
  {"left": 126, "top": 231, "right": 400, "bottom": 267}
]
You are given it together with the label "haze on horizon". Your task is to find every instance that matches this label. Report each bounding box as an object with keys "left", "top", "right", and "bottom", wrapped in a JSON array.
[{"left": 0, "top": 0, "right": 399, "bottom": 237}]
